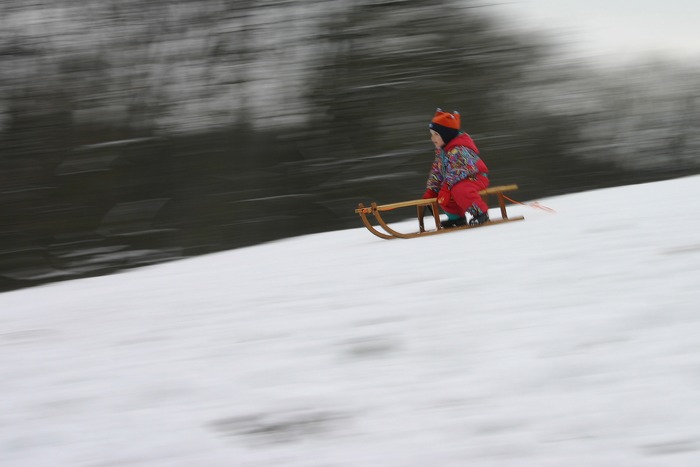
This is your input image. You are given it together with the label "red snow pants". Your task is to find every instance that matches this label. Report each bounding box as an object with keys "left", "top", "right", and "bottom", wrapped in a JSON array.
[{"left": 440, "top": 176, "right": 490, "bottom": 217}]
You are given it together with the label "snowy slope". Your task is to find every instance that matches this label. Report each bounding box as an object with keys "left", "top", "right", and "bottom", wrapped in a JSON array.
[{"left": 1, "top": 176, "right": 700, "bottom": 467}]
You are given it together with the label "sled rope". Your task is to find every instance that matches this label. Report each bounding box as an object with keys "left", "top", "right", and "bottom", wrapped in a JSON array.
[{"left": 502, "top": 195, "right": 556, "bottom": 213}]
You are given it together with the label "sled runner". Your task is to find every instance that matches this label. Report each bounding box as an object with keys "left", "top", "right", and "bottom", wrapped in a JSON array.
[{"left": 355, "top": 184, "right": 525, "bottom": 239}]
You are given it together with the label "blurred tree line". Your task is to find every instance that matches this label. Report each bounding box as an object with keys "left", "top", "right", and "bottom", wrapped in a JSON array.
[{"left": 1, "top": 0, "right": 699, "bottom": 291}]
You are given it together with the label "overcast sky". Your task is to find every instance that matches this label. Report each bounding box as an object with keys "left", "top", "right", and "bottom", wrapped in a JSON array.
[{"left": 484, "top": 0, "right": 700, "bottom": 62}]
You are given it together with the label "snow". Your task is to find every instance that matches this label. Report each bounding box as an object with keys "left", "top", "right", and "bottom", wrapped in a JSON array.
[{"left": 2, "top": 176, "right": 700, "bottom": 466}]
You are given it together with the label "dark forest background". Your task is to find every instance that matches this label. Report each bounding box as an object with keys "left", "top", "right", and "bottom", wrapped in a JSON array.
[{"left": 1, "top": 0, "right": 699, "bottom": 292}]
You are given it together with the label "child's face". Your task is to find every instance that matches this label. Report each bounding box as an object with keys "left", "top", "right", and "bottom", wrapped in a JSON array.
[{"left": 430, "top": 130, "right": 444, "bottom": 149}]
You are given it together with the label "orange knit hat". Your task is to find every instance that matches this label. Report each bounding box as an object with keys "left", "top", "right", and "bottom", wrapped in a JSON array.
[{"left": 430, "top": 109, "right": 460, "bottom": 130}]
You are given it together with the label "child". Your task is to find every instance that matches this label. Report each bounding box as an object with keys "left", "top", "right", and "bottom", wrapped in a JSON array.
[{"left": 422, "top": 109, "right": 490, "bottom": 227}]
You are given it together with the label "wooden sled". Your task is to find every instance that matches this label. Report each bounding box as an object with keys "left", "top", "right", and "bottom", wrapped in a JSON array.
[{"left": 355, "top": 184, "right": 525, "bottom": 239}]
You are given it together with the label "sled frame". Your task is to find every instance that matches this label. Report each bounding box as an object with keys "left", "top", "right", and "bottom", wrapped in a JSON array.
[{"left": 355, "top": 184, "right": 525, "bottom": 240}]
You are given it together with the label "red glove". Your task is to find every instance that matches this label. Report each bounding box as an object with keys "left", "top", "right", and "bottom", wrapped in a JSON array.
[
  {"left": 422, "top": 189, "right": 438, "bottom": 199},
  {"left": 437, "top": 185, "right": 451, "bottom": 207}
]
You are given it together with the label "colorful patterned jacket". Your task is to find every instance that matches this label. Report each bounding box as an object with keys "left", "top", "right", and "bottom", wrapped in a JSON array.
[{"left": 426, "top": 132, "right": 489, "bottom": 192}]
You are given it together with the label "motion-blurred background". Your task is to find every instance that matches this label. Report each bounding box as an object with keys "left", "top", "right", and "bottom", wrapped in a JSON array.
[{"left": 2, "top": 0, "right": 699, "bottom": 291}]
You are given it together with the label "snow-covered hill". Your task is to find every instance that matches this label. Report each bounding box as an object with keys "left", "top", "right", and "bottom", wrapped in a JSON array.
[{"left": 2, "top": 176, "right": 700, "bottom": 466}]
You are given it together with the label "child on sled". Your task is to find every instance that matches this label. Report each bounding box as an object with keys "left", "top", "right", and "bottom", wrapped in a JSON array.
[{"left": 422, "top": 109, "right": 490, "bottom": 227}]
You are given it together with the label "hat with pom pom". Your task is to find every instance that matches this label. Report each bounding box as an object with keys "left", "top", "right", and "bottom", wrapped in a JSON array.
[{"left": 429, "top": 109, "right": 460, "bottom": 145}]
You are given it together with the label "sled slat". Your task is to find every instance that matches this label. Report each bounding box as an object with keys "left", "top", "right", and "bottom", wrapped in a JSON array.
[
  {"left": 355, "top": 198, "right": 437, "bottom": 214},
  {"left": 355, "top": 185, "right": 519, "bottom": 214},
  {"left": 479, "top": 184, "right": 519, "bottom": 195}
]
